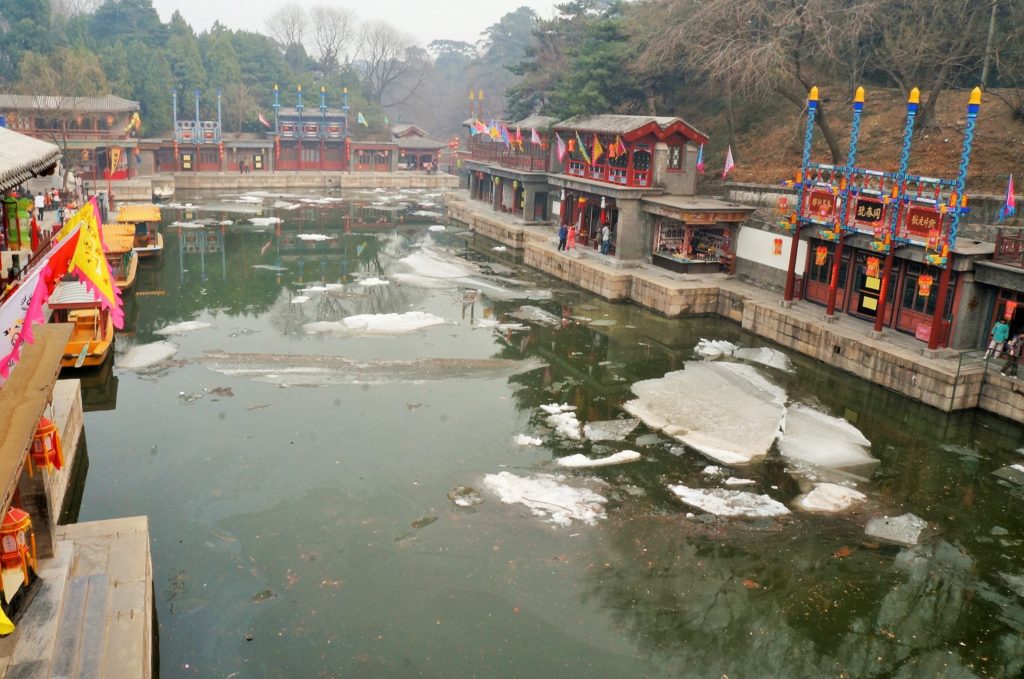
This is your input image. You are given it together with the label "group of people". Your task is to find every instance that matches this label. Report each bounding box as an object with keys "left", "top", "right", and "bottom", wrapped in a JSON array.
[
  {"left": 986, "top": 318, "right": 1023, "bottom": 377},
  {"left": 557, "top": 222, "right": 613, "bottom": 255}
]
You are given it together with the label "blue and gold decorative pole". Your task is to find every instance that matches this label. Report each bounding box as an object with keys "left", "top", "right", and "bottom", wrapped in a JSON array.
[
  {"left": 873, "top": 87, "right": 919, "bottom": 334},
  {"left": 826, "top": 86, "right": 865, "bottom": 317},
  {"left": 784, "top": 86, "right": 819, "bottom": 303},
  {"left": 927, "top": 87, "right": 981, "bottom": 350}
]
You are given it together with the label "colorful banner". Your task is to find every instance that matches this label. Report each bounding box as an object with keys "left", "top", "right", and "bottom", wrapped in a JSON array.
[
  {"left": 0, "top": 268, "right": 45, "bottom": 379},
  {"left": 68, "top": 199, "right": 123, "bottom": 329},
  {"left": 555, "top": 133, "right": 567, "bottom": 162}
]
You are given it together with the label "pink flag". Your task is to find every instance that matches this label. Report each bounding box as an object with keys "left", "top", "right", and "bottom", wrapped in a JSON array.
[
  {"left": 696, "top": 143, "right": 705, "bottom": 174},
  {"left": 556, "top": 133, "right": 567, "bottom": 162},
  {"left": 531, "top": 128, "right": 541, "bottom": 145},
  {"left": 721, "top": 146, "right": 735, "bottom": 179},
  {"left": 999, "top": 174, "right": 1017, "bottom": 222},
  {"left": 258, "top": 112, "right": 272, "bottom": 129}
]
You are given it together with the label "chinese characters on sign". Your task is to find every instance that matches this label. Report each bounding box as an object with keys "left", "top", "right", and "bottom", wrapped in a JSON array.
[
  {"left": 903, "top": 206, "right": 942, "bottom": 240},
  {"left": 807, "top": 190, "right": 836, "bottom": 219},
  {"left": 853, "top": 197, "right": 884, "bottom": 224}
]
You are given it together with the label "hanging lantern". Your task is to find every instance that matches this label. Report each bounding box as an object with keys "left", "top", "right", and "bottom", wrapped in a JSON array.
[
  {"left": 0, "top": 508, "right": 36, "bottom": 583},
  {"left": 513, "top": 180, "right": 518, "bottom": 190},
  {"left": 30, "top": 416, "right": 63, "bottom": 475},
  {"left": 866, "top": 256, "right": 880, "bottom": 278},
  {"left": 776, "top": 196, "right": 789, "bottom": 214},
  {"left": 577, "top": 196, "right": 586, "bottom": 206},
  {"left": 918, "top": 274, "right": 934, "bottom": 297},
  {"left": 106, "top": 114, "right": 115, "bottom": 125},
  {"left": 218, "top": 141, "right": 224, "bottom": 161},
  {"left": 814, "top": 245, "right": 828, "bottom": 267},
  {"left": 599, "top": 196, "right": 608, "bottom": 225}
]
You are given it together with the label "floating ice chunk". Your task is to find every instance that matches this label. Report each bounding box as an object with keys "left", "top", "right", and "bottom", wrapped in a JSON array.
[
  {"left": 251, "top": 264, "right": 288, "bottom": 272},
  {"left": 556, "top": 451, "right": 641, "bottom": 468},
  {"left": 249, "top": 217, "right": 282, "bottom": 226},
  {"left": 272, "top": 200, "right": 296, "bottom": 209},
  {"left": 583, "top": 418, "right": 640, "bottom": 442},
  {"left": 411, "top": 210, "right": 443, "bottom": 218},
  {"left": 733, "top": 347, "right": 794, "bottom": 372},
  {"left": 492, "top": 246, "right": 507, "bottom": 252},
  {"left": 296, "top": 233, "right": 334, "bottom": 241},
  {"left": 357, "top": 277, "right": 389, "bottom": 287},
  {"left": 169, "top": 220, "right": 205, "bottom": 229},
  {"left": 623, "top": 362, "right": 786, "bottom": 465},
  {"left": 117, "top": 341, "right": 178, "bottom": 370},
  {"left": 304, "top": 312, "right": 445, "bottom": 335},
  {"left": 588, "top": 319, "right": 617, "bottom": 327},
  {"left": 795, "top": 483, "right": 867, "bottom": 513},
  {"left": 448, "top": 485, "right": 484, "bottom": 507},
  {"left": 291, "top": 296, "right": 310, "bottom": 304},
  {"left": 724, "top": 477, "right": 756, "bottom": 486},
  {"left": 779, "top": 405, "right": 876, "bottom": 469},
  {"left": 218, "top": 220, "right": 233, "bottom": 226},
  {"left": 398, "top": 249, "right": 478, "bottom": 280},
  {"left": 540, "top": 403, "right": 576, "bottom": 415},
  {"left": 695, "top": 338, "right": 737, "bottom": 359},
  {"left": 668, "top": 485, "right": 791, "bottom": 518},
  {"left": 865, "top": 513, "right": 928, "bottom": 545},
  {"left": 547, "top": 411, "right": 582, "bottom": 440},
  {"left": 155, "top": 321, "right": 210, "bottom": 335},
  {"left": 496, "top": 323, "right": 528, "bottom": 332},
  {"left": 702, "top": 466, "right": 724, "bottom": 476},
  {"left": 515, "top": 434, "right": 543, "bottom": 446},
  {"left": 299, "top": 286, "right": 328, "bottom": 293},
  {"left": 509, "top": 305, "right": 561, "bottom": 327},
  {"left": 237, "top": 195, "right": 264, "bottom": 203},
  {"left": 428, "top": 224, "right": 446, "bottom": 232},
  {"left": 483, "top": 471, "right": 607, "bottom": 526},
  {"left": 475, "top": 319, "right": 500, "bottom": 328}
]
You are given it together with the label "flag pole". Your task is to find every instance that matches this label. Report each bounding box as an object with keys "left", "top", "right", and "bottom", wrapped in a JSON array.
[
  {"left": 784, "top": 87, "right": 819, "bottom": 303},
  {"left": 825, "top": 86, "right": 864, "bottom": 317}
]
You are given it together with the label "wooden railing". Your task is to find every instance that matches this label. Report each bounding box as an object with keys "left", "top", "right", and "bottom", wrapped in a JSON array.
[{"left": 994, "top": 229, "right": 1024, "bottom": 268}]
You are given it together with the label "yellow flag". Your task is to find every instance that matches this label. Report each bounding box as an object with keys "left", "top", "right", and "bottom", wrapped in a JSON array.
[
  {"left": 0, "top": 605, "right": 14, "bottom": 635},
  {"left": 592, "top": 134, "right": 603, "bottom": 163},
  {"left": 69, "top": 199, "right": 124, "bottom": 329},
  {"left": 109, "top": 147, "right": 122, "bottom": 174}
]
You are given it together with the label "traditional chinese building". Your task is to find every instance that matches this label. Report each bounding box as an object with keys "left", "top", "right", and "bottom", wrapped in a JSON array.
[
  {"left": 272, "top": 85, "right": 349, "bottom": 172},
  {"left": 392, "top": 124, "right": 446, "bottom": 171},
  {"left": 0, "top": 94, "right": 140, "bottom": 182}
]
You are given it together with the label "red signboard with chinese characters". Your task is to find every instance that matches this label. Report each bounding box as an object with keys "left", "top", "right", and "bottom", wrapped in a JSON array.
[
  {"left": 806, "top": 189, "right": 836, "bottom": 219},
  {"left": 903, "top": 205, "right": 943, "bottom": 241},
  {"left": 852, "top": 196, "right": 884, "bottom": 227}
]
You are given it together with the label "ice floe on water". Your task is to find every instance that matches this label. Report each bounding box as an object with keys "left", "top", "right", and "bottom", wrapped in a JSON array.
[
  {"left": 428, "top": 224, "right": 446, "bottom": 232},
  {"left": 296, "top": 233, "right": 334, "bottom": 241},
  {"left": 732, "top": 347, "right": 794, "bottom": 373},
  {"left": 447, "top": 485, "right": 484, "bottom": 508},
  {"left": 117, "top": 341, "right": 178, "bottom": 370},
  {"left": 397, "top": 248, "right": 477, "bottom": 283},
  {"left": 865, "top": 513, "right": 929, "bottom": 545},
  {"left": 695, "top": 338, "right": 738, "bottom": 358},
  {"left": 303, "top": 311, "right": 445, "bottom": 335},
  {"left": 779, "top": 405, "right": 876, "bottom": 469},
  {"left": 155, "top": 321, "right": 210, "bottom": 335},
  {"left": 357, "top": 277, "right": 389, "bottom": 287},
  {"left": 249, "top": 217, "right": 282, "bottom": 226},
  {"left": 668, "top": 485, "right": 791, "bottom": 518},
  {"left": 624, "top": 362, "right": 786, "bottom": 465},
  {"left": 492, "top": 246, "right": 507, "bottom": 252},
  {"left": 483, "top": 472, "right": 607, "bottom": 526},
  {"left": 251, "top": 264, "right": 288, "bottom": 272},
  {"left": 509, "top": 305, "right": 562, "bottom": 327},
  {"left": 583, "top": 418, "right": 640, "bottom": 442},
  {"left": 540, "top": 403, "right": 581, "bottom": 439},
  {"left": 556, "top": 451, "right": 641, "bottom": 468},
  {"left": 514, "top": 434, "right": 543, "bottom": 446},
  {"left": 724, "top": 477, "right": 756, "bottom": 486},
  {"left": 291, "top": 296, "right": 310, "bottom": 304},
  {"left": 795, "top": 483, "right": 867, "bottom": 513}
]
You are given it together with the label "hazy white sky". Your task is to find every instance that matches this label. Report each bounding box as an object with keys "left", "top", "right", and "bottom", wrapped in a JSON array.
[{"left": 153, "top": 0, "right": 561, "bottom": 47}]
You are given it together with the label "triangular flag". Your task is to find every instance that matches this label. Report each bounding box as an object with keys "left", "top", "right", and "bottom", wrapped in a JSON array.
[
  {"left": 258, "top": 112, "right": 272, "bottom": 129},
  {"left": 500, "top": 124, "right": 511, "bottom": 147},
  {"left": 556, "top": 133, "right": 567, "bottom": 162},
  {"left": 721, "top": 145, "right": 734, "bottom": 179},
  {"left": 515, "top": 127, "right": 524, "bottom": 150},
  {"left": 696, "top": 143, "right": 705, "bottom": 174},
  {"left": 999, "top": 174, "right": 1017, "bottom": 222},
  {"left": 488, "top": 120, "right": 500, "bottom": 139},
  {"left": 531, "top": 128, "right": 541, "bottom": 145},
  {"left": 608, "top": 135, "right": 624, "bottom": 159},
  {"left": 592, "top": 134, "right": 603, "bottom": 164},
  {"left": 575, "top": 131, "right": 591, "bottom": 164},
  {"left": 357, "top": 112, "right": 368, "bottom": 127}
]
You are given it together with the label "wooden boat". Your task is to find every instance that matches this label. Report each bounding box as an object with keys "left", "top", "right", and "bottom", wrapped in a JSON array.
[
  {"left": 49, "top": 281, "right": 115, "bottom": 368},
  {"left": 103, "top": 224, "right": 139, "bottom": 292},
  {"left": 115, "top": 204, "right": 163, "bottom": 258}
]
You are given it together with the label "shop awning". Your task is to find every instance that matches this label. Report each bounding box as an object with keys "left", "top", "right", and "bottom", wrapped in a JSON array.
[
  {"left": 643, "top": 195, "right": 756, "bottom": 223},
  {"left": 0, "top": 127, "right": 61, "bottom": 192}
]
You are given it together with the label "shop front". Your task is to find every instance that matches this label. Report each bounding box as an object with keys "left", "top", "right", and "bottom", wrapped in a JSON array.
[
  {"left": 643, "top": 196, "right": 754, "bottom": 274},
  {"left": 562, "top": 189, "right": 618, "bottom": 251}
]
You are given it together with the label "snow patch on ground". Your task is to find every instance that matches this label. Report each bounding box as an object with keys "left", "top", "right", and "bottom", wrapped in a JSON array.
[
  {"left": 779, "top": 405, "right": 876, "bottom": 469},
  {"left": 623, "top": 362, "right": 786, "bottom": 465},
  {"left": 117, "top": 341, "right": 178, "bottom": 370},
  {"left": 668, "top": 485, "right": 791, "bottom": 518},
  {"left": 484, "top": 471, "right": 607, "bottom": 526},
  {"left": 155, "top": 321, "right": 210, "bottom": 335},
  {"left": 795, "top": 483, "right": 867, "bottom": 513},
  {"left": 556, "top": 451, "right": 641, "bottom": 468}
]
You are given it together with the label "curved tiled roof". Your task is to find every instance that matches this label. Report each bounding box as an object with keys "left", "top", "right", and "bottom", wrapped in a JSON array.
[
  {"left": 0, "top": 94, "right": 140, "bottom": 113},
  {"left": 554, "top": 114, "right": 708, "bottom": 144},
  {"left": 0, "top": 127, "right": 61, "bottom": 192}
]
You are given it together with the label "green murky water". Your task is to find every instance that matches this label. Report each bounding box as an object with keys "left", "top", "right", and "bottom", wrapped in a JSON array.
[{"left": 75, "top": 190, "right": 1024, "bottom": 678}]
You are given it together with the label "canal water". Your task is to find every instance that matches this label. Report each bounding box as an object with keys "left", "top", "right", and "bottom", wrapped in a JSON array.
[{"left": 76, "top": 189, "right": 1024, "bottom": 678}]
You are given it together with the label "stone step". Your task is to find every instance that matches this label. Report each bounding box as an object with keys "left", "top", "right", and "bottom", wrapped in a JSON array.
[{"left": 3, "top": 541, "right": 73, "bottom": 678}]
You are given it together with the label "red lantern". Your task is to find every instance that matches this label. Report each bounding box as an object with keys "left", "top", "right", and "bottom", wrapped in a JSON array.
[
  {"left": 30, "top": 416, "right": 63, "bottom": 475},
  {"left": 815, "top": 246, "right": 828, "bottom": 267},
  {"left": 866, "top": 256, "right": 880, "bottom": 278},
  {"left": 772, "top": 238, "right": 783, "bottom": 256},
  {"left": 0, "top": 508, "right": 36, "bottom": 581},
  {"left": 776, "top": 196, "right": 789, "bottom": 213},
  {"left": 918, "top": 274, "right": 934, "bottom": 297}
]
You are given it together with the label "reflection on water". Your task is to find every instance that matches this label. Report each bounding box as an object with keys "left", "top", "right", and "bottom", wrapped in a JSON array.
[{"left": 75, "top": 190, "right": 1024, "bottom": 677}]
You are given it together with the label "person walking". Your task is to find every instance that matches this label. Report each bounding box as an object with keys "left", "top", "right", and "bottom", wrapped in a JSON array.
[
  {"left": 557, "top": 223, "right": 568, "bottom": 251},
  {"left": 34, "top": 192, "right": 45, "bottom": 220},
  {"left": 986, "top": 317, "right": 1011, "bottom": 359},
  {"left": 600, "top": 223, "right": 611, "bottom": 255},
  {"left": 1002, "top": 333, "right": 1022, "bottom": 377},
  {"left": 567, "top": 224, "right": 577, "bottom": 252}
]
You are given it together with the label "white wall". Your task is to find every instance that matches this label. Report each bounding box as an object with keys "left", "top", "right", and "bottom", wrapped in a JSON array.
[{"left": 736, "top": 225, "right": 807, "bottom": 275}]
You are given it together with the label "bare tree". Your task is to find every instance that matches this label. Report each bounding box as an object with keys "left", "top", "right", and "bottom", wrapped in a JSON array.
[
  {"left": 357, "top": 20, "right": 428, "bottom": 107},
  {"left": 642, "top": 0, "right": 879, "bottom": 163},
  {"left": 309, "top": 5, "right": 355, "bottom": 77},
  {"left": 265, "top": 3, "right": 307, "bottom": 51}
]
